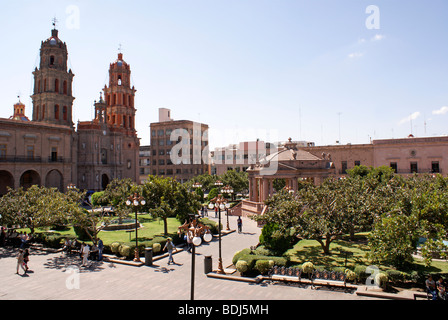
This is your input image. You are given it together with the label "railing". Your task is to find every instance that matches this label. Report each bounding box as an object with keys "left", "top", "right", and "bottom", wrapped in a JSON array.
[{"left": 0, "top": 156, "right": 68, "bottom": 163}]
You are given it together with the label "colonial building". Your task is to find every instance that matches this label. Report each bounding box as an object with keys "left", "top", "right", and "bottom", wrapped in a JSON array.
[
  {"left": 0, "top": 27, "right": 140, "bottom": 195},
  {"left": 77, "top": 53, "right": 140, "bottom": 191}
]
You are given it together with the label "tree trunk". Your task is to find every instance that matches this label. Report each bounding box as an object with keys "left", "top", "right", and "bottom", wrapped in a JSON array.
[{"left": 163, "top": 217, "right": 168, "bottom": 235}]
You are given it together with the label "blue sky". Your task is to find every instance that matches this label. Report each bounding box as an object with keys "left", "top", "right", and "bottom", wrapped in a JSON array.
[{"left": 1, "top": 0, "right": 447, "bottom": 149}]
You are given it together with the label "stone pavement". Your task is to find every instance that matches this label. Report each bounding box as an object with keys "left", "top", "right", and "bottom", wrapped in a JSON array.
[{"left": 0, "top": 215, "right": 376, "bottom": 300}]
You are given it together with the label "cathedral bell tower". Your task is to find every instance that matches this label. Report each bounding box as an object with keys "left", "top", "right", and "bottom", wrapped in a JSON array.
[
  {"left": 31, "top": 27, "right": 75, "bottom": 127},
  {"left": 103, "top": 53, "right": 137, "bottom": 137}
]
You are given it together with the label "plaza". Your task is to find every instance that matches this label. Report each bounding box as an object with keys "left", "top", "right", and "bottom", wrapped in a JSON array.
[{"left": 0, "top": 215, "right": 375, "bottom": 301}]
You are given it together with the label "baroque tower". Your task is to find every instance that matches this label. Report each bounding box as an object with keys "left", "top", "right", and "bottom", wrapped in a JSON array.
[
  {"left": 103, "top": 53, "right": 137, "bottom": 136},
  {"left": 31, "top": 27, "right": 75, "bottom": 127}
]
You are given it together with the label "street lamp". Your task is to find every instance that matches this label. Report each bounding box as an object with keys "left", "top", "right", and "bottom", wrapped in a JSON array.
[
  {"left": 67, "top": 183, "right": 77, "bottom": 190},
  {"left": 178, "top": 216, "right": 212, "bottom": 300},
  {"left": 221, "top": 185, "right": 233, "bottom": 230},
  {"left": 208, "top": 193, "right": 227, "bottom": 274},
  {"left": 126, "top": 193, "right": 146, "bottom": 262}
]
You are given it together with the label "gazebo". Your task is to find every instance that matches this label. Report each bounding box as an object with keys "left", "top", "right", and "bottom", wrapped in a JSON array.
[{"left": 241, "top": 138, "right": 336, "bottom": 218}]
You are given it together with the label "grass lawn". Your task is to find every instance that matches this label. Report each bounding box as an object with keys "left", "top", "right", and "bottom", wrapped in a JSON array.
[
  {"left": 285, "top": 234, "right": 371, "bottom": 270},
  {"left": 286, "top": 233, "right": 448, "bottom": 274},
  {"left": 20, "top": 214, "right": 182, "bottom": 246}
]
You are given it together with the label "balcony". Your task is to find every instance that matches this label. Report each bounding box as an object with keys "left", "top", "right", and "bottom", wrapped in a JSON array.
[{"left": 0, "top": 156, "right": 68, "bottom": 164}]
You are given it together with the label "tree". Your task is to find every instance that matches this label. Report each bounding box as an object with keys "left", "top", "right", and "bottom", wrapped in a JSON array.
[
  {"left": 0, "top": 185, "right": 84, "bottom": 234},
  {"left": 141, "top": 175, "right": 201, "bottom": 235},
  {"left": 101, "top": 178, "right": 136, "bottom": 222},
  {"left": 260, "top": 180, "right": 350, "bottom": 255}
]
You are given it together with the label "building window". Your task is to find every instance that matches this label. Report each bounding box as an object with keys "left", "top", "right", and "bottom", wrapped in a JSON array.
[
  {"left": 51, "top": 147, "right": 58, "bottom": 162},
  {"left": 27, "top": 146, "right": 34, "bottom": 160},
  {"left": 432, "top": 161, "right": 440, "bottom": 173},
  {"left": 101, "top": 148, "right": 107, "bottom": 164},
  {"left": 354, "top": 161, "right": 361, "bottom": 167},
  {"left": 63, "top": 106, "right": 67, "bottom": 121},
  {"left": 341, "top": 161, "right": 348, "bottom": 174},
  {"left": 55, "top": 79, "right": 59, "bottom": 93},
  {"left": 410, "top": 162, "right": 418, "bottom": 173},
  {"left": 63, "top": 81, "right": 68, "bottom": 94},
  {"left": 54, "top": 105, "right": 59, "bottom": 120},
  {"left": 0, "top": 144, "right": 6, "bottom": 159},
  {"left": 390, "top": 162, "right": 398, "bottom": 173}
]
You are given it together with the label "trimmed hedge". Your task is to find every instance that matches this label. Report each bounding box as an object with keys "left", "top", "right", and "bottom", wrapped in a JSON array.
[{"left": 232, "top": 248, "right": 288, "bottom": 275}]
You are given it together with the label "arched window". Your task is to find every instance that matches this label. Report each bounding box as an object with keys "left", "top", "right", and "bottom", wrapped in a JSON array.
[
  {"left": 54, "top": 105, "right": 59, "bottom": 120},
  {"left": 63, "top": 106, "right": 67, "bottom": 121},
  {"left": 42, "top": 104, "right": 46, "bottom": 119},
  {"left": 63, "top": 81, "right": 67, "bottom": 94},
  {"left": 55, "top": 79, "right": 59, "bottom": 93},
  {"left": 38, "top": 80, "right": 41, "bottom": 93}
]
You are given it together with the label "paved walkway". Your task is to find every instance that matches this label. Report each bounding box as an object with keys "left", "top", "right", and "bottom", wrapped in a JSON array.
[{"left": 0, "top": 215, "right": 375, "bottom": 300}]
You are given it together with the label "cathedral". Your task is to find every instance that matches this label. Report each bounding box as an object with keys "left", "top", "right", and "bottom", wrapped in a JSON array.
[{"left": 0, "top": 27, "right": 140, "bottom": 195}]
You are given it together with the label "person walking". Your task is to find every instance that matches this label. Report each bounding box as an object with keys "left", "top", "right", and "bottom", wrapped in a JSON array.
[
  {"left": 97, "top": 238, "right": 104, "bottom": 261},
  {"left": 237, "top": 216, "right": 243, "bottom": 233},
  {"left": 163, "top": 237, "right": 177, "bottom": 265},
  {"left": 81, "top": 242, "right": 90, "bottom": 267},
  {"left": 16, "top": 249, "right": 26, "bottom": 275},
  {"left": 23, "top": 248, "right": 30, "bottom": 272}
]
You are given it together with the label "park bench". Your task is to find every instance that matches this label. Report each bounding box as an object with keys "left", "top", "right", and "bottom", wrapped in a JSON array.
[{"left": 268, "top": 266, "right": 356, "bottom": 292}]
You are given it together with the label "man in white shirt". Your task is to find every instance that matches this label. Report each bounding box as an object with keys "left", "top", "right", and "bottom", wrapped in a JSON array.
[{"left": 81, "top": 243, "right": 90, "bottom": 267}]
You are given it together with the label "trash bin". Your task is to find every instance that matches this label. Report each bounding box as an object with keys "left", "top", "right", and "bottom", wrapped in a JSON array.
[
  {"left": 145, "top": 247, "right": 153, "bottom": 266},
  {"left": 204, "top": 255, "right": 213, "bottom": 274}
]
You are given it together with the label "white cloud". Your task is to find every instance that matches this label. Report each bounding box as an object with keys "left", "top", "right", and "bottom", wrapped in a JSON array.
[
  {"left": 432, "top": 106, "right": 448, "bottom": 115},
  {"left": 399, "top": 112, "right": 421, "bottom": 125},
  {"left": 371, "top": 34, "right": 385, "bottom": 41},
  {"left": 348, "top": 52, "right": 363, "bottom": 59}
]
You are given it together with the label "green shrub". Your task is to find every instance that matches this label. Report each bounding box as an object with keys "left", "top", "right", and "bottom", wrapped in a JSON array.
[
  {"left": 254, "top": 245, "right": 274, "bottom": 256},
  {"left": 345, "top": 269, "right": 357, "bottom": 281},
  {"left": 259, "top": 223, "right": 294, "bottom": 255},
  {"left": 255, "top": 260, "right": 271, "bottom": 275},
  {"left": 236, "top": 260, "right": 249, "bottom": 274},
  {"left": 153, "top": 243, "right": 161, "bottom": 254},
  {"left": 375, "top": 272, "right": 388, "bottom": 289},
  {"left": 386, "top": 270, "right": 405, "bottom": 284},
  {"left": 110, "top": 242, "right": 122, "bottom": 254},
  {"left": 354, "top": 265, "right": 368, "bottom": 283},
  {"left": 302, "top": 262, "right": 314, "bottom": 274},
  {"left": 119, "top": 244, "right": 132, "bottom": 258},
  {"left": 232, "top": 248, "right": 251, "bottom": 265}
]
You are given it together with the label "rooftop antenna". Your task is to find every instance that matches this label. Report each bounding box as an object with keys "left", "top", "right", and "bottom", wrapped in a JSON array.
[{"left": 337, "top": 112, "right": 342, "bottom": 144}]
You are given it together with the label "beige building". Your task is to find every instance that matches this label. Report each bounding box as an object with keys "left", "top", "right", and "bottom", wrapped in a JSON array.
[
  {"left": 149, "top": 108, "right": 209, "bottom": 183},
  {"left": 139, "top": 145, "right": 151, "bottom": 184}
]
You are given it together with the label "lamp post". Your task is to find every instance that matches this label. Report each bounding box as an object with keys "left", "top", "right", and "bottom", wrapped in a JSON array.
[
  {"left": 178, "top": 215, "right": 212, "bottom": 300},
  {"left": 221, "top": 185, "right": 233, "bottom": 230},
  {"left": 208, "top": 191, "right": 227, "bottom": 275},
  {"left": 126, "top": 193, "right": 146, "bottom": 262}
]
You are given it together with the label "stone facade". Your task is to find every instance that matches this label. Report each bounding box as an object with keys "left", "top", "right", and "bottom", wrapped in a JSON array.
[{"left": 0, "top": 28, "right": 140, "bottom": 195}]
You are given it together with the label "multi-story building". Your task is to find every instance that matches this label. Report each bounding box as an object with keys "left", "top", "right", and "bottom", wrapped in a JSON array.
[
  {"left": 139, "top": 145, "right": 151, "bottom": 184},
  {"left": 149, "top": 108, "right": 209, "bottom": 183},
  {"left": 210, "top": 139, "right": 315, "bottom": 176}
]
